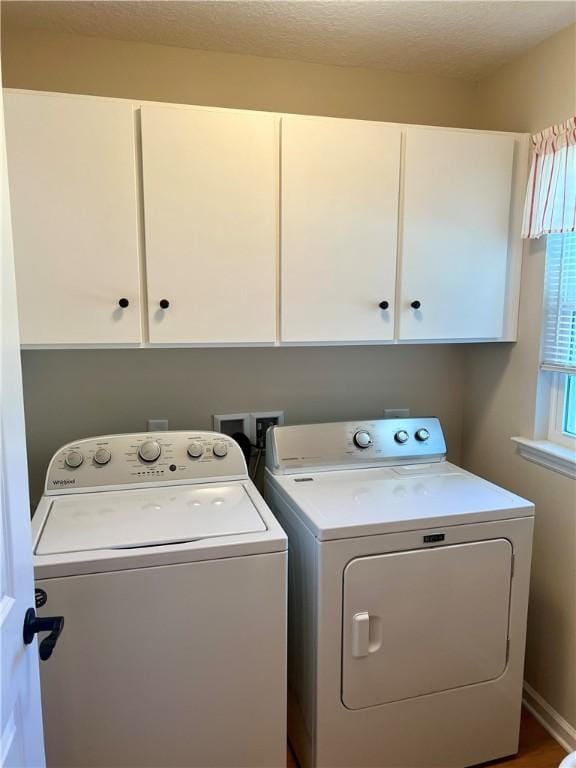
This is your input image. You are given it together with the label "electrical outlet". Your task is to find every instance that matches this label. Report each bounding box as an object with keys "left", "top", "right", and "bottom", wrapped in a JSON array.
[
  {"left": 213, "top": 413, "right": 250, "bottom": 437},
  {"left": 383, "top": 408, "right": 410, "bottom": 419},
  {"left": 250, "top": 411, "right": 285, "bottom": 449},
  {"left": 147, "top": 419, "right": 169, "bottom": 431}
]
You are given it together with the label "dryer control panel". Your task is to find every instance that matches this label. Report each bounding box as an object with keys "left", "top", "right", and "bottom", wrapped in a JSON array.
[
  {"left": 267, "top": 418, "right": 446, "bottom": 474},
  {"left": 45, "top": 431, "right": 247, "bottom": 494}
]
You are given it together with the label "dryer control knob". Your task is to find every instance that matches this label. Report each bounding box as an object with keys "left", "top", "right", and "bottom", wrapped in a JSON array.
[
  {"left": 93, "top": 448, "right": 111, "bottom": 465},
  {"left": 65, "top": 450, "right": 84, "bottom": 468},
  {"left": 212, "top": 442, "right": 228, "bottom": 458},
  {"left": 415, "top": 428, "right": 430, "bottom": 442},
  {"left": 353, "top": 430, "right": 373, "bottom": 449},
  {"left": 187, "top": 443, "right": 203, "bottom": 459},
  {"left": 138, "top": 440, "right": 161, "bottom": 462},
  {"left": 394, "top": 430, "right": 410, "bottom": 444}
]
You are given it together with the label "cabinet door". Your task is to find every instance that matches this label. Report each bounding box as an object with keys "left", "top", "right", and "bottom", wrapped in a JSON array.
[
  {"left": 399, "top": 127, "right": 515, "bottom": 340},
  {"left": 4, "top": 92, "right": 141, "bottom": 345},
  {"left": 141, "top": 105, "right": 277, "bottom": 344},
  {"left": 281, "top": 117, "right": 401, "bottom": 342}
]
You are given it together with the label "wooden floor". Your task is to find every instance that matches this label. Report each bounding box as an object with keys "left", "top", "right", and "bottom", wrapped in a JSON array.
[{"left": 287, "top": 709, "right": 567, "bottom": 767}]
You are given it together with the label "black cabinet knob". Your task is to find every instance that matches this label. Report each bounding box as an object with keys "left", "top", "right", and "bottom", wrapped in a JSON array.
[
  {"left": 118, "top": 298, "right": 129, "bottom": 309},
  {"left": 410, "top": 300, "right": 421, "bottom": 310},
  {"left": 159, "top": 299, "right": 170, "bottom": 309},
  {"left": 378, "top": 301, "right": 389, "bottom": 310}
]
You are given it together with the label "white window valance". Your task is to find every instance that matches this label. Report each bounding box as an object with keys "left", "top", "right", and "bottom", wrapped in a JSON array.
[{"left": 522, "top": 116, "right": 576, "bottom": 239}]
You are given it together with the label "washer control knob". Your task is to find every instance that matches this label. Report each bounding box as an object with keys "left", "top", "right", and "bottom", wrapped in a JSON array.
[
  {"left": 354, "top": 430, "right": 373, "bottom": 449},
  {"left": 394, "top": 430, "right": 410, "bottom": 444},
  {"left": 93, "top": 448, "right": 111, "bottom": 465},
  {"left": 415, "top": 428, "right": 430, "bottom": 442},
  {"left": 212, "top": 442, "right": 228, "bottom": 458},
  {"left": 65, "top": 450, "right": 84, "bottom": 468},
  {"left": 138, "top": 440, "right": 161, "bottom": 462},
  {"left": 187, "top": 443, "right": 203, "bottom": 459}
]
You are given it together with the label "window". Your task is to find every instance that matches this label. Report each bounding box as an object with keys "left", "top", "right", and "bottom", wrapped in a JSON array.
[
  {"left": 549, "top": 372, "right": 576, "bottom": 448},
  {"left": 543, "top": 232, "right": 576, "bottom": 450},
  {"left": 514, "top": 117, "right": 575, "bottom": 474}
]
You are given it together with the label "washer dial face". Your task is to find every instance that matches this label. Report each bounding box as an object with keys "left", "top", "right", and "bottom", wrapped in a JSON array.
[
  {"left": 138, "top": 440, "right": 162, "bottom": 462},
  {"left": 65, "top": 450, "right": 84, "bottom": 468},
  {"left": 212, "top": 442, "right": 228, "bottom": 458},
  {"left": 394, "top": 430, "right": 410, "bottom": 444},
  {"left": 187, "top": 443, "right": 203, "bottom": 459},
  {"left": 93, "top": 448, "right": 111, "bottom": 465}
]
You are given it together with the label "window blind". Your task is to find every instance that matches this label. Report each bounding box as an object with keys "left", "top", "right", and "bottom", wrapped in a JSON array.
[{"left": 542, "top": 232, "right": 576, "bottom": 373}]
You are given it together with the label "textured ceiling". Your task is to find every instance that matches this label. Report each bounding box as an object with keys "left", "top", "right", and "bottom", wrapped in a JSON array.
[{"left": 3, "top": 1, "right": 576, "bottom": 80}]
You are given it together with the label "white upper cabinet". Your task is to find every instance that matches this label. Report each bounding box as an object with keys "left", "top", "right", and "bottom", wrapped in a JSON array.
[
  {"left": 4, "top": 92, "right": 142, "bottom": 345},
  {"left": 5, "top": 90, "right": 527, "bottom": 348},
  {"left": 398, "top": 127, "right": 516, "bottom": 340},
  {"left": 141, "top": 105, "right": 277, "bottom": 344},
  {"left": 281, "top": 116, "right": 401, "bottom": 342}
]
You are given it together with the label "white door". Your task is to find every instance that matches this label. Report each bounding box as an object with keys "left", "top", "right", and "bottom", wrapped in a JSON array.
[
  {"left": 4, "top": 92, "right": 142, "bottom": 345},
  {"left": 342, "top": 540, "right": 512, "bottom": 710},
  {"left": 398, "top": 127, "right": 515, "bottom": 340},
  {"left": 141, "top": 105, "right": 277, "bottom": 344},
  {"left": 0, "top": 85, "right": 45, "bottom": 767},
  {"left": 281, "top": 116, "right": 401, "bottom": 342}
]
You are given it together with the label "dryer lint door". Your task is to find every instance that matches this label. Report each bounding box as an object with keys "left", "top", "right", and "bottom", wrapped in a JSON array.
[{"left": 342, "top": 539, "right": 512, "bottom": 710}]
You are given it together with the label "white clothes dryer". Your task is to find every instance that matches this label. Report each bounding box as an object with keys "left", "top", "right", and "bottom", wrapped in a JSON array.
[
  {"left": 264, "top": 418, "right": 534, "bottom": 768},
  {"left": 32, "top": 431, "right": 287, "bottom": 768}
]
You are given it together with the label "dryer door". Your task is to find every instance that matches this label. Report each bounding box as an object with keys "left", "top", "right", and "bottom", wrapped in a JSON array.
[{"left": 342, "top": 539, "right": 512, "bottom": 709}]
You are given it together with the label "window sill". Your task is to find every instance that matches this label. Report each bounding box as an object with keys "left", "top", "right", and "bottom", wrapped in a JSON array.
[{"left": 511, "top": 437, "right": 576, "bottom": 479}]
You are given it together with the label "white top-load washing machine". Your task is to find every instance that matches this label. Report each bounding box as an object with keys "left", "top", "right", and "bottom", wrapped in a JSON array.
[
  {"left": 264, "top": 418, "right": 534, "bottom": 768},
  {"left": 32, "top": 431, "right": 287, "bottom": 768}
]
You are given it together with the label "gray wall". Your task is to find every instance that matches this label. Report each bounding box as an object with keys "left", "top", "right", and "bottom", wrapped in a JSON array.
[{"left": 22, "top": 345, "right": 464, "bottom": 506}]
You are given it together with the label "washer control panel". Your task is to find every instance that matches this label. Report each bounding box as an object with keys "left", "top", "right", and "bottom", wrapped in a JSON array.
[
  {"left": 45, "top": 431, "right": 246, "bottom": 494},
  {"left": 267, "top": 418, "right": 446, "bottom": 474}
]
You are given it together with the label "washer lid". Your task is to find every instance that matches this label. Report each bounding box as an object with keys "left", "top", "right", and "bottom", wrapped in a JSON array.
[{"left": 35, "top": 485, "right": 266, "bottom": 555}]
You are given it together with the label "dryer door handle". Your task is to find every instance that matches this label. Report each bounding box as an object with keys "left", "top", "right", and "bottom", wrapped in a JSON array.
[
  {"left": 352, "top": 612, "right": 370, "bottom": 657},
  {"left": 351, "top": 611, "right": 382, "bottom": 658}
]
